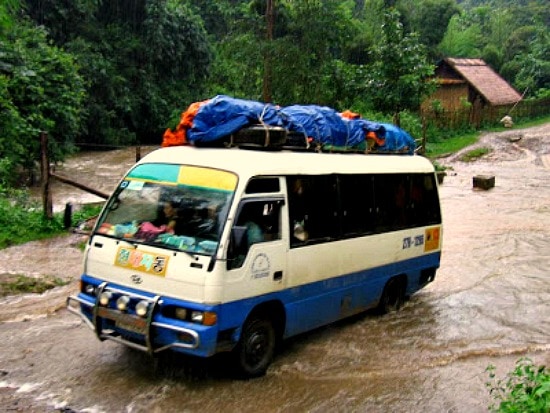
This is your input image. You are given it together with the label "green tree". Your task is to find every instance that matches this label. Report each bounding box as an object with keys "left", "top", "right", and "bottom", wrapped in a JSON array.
[
  {"left": 507, "top": 24, "right": 550, "bottom": 96},
  {"left": 0, "top": 0, "right": 19, "bottom": 34},
  {"left": 438, "top": 14, "right": 483, "bottom": 57},
  {"left": 341, "top": 0, "right": 385, "bottom": 65},
  {"left": 206, "top": 0, "right": 358, "bottom": 106},
  {"left": 23, "top": 0, "right": 212, "bottom": 146},
  {"left": 365, "top": 8, "right": 435, "bottom": 125},
  {"left": 398, "top": 0, "right": 460, "bottom": 60},
  {"left": 0, "top": 24, "right": 85, "bottom": 184},
  {"left": 269, "top": 0, "right": 357, "bottom": 105}
]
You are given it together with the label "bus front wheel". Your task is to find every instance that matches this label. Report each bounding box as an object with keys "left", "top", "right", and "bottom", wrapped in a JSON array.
[
  {"left": 234, "top": 317, "right": 276, "bottom": 378},
  {"left": 378, "top": 277, "right": 405, "bottom": 314}
]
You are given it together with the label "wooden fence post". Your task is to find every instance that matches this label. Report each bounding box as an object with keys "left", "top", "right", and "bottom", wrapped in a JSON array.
[
  {"left": 40, "top": 131, "right": 53, "bottom": 219},
  {"left": 421, "top": 116, "right": 427, "bottom": 155}
]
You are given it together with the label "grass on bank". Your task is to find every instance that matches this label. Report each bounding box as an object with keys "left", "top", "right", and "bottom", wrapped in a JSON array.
[
  {"left": 0, "top": 192, "right": 102, "bottom": 249},
  {"left": 0, "top": 274, "right": 69, "bottom": 297},
  {"left": 459, "top": 146, "right": 491, "bottom": 162},
  {"left": 425, "top": 115, "right": 550, "bottom": 159}
]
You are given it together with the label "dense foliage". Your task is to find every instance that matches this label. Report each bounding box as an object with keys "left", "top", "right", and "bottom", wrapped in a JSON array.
[
  {"left": 487, "top": 358, "right": 550, "bottom": 413},
  {"left": 23, "top": 0, "right": 212, "bottom": 146},
  {"left": 0, "top": 23, "right": 85, "bottom": 186},
  {"left": 0, "top": 0, "right": 548, "bottom": 185}
]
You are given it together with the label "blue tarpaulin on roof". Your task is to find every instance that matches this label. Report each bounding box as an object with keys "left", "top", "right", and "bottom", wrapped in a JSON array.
[
  {"left": 378, "top": 123, "right": 416, "bottom": 154},
  {"left": 188, "top": 95, "right": 281, "bottom": 143},
  {"left": 279, "top": 105, "right": 386, "bottom": 148},
  {"left": 186, "top": 95, "right": 415, "bottom": 154}
]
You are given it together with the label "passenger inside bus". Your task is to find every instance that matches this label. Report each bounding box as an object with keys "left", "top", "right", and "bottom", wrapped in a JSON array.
[
  {"left": 160, "top": 201, "right": 179, "bottom": 234},
  {"left": 229, "top": 200, "right": 282, "bottom": 269},
  {"left": 288, "top": 178, "right": 309, "bottom": 243},
  {"left": 238, "top": 203, "right": 266, "bottom": 246}
]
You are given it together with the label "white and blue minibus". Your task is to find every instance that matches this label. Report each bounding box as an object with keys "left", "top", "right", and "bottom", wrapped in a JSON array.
[{"left": 67, "top": 145, "right": 442, "bottom": 377}]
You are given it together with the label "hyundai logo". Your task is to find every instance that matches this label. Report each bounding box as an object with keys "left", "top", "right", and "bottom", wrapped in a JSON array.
[{"left": 130, "top": 274, "right": 143, "bottom": 284}]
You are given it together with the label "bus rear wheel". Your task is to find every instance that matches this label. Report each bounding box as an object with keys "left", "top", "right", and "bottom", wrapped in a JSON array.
[
  {"left": 378, "top": 277, "right": 405, "bottom": 314},
  {"left": 234, "top": 317, "right": 275, "bottom": 378}
]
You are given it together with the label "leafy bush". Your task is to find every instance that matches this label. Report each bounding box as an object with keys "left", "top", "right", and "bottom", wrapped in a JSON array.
[
  {"left": 0, "top": 194, "right": 65, "bottom": 249},
  {"left": 486, "top": 358, "right": 550, "bottom": 413},
  {"left": 0, "top": 189, "right": 101, "bottom": 249}
]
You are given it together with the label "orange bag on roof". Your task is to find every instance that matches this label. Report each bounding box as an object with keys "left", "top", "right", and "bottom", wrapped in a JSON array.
[
  {"left": 161, "top": 99, "right": 210, "bottom": 147},
  {"left": 367, "top": 130, "right": 385, "bottom": 146},
  {"left": 340, "top": 110, "right": 361, "bottom": 120},
  {"left": 161, "top": 128, "right": 186, "bottom": 147},
  {"left": 340, "top": 109, "right": 385, "bottom": 148},
  {"left": 181, "top": 100, "right": 208, "bottom": 128}
]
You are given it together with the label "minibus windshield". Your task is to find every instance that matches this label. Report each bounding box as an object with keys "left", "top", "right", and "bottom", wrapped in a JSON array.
[{"left": 94, "top": 164, "right": 237, "bottom": 256}]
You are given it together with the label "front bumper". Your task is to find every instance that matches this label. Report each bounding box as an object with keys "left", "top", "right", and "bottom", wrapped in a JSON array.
[{"left": 66, "top": 282, "right": 204, "bottom": 355}]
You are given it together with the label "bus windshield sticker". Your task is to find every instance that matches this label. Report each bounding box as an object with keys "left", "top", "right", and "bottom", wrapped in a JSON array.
[
  {"left": 178, "top": 166, "right": 237, "bottom": 191},
  {"left": 114, "top": 246, "right": 169, "bottom": 276},
  {"left": 126, "top": 180, "right": 145, "bottom": 191}
]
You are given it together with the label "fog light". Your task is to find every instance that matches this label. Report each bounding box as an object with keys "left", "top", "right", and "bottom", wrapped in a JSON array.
[
  {"left": 99, "top": 291, "right": 112, "bottom": 306},
  {"left": 175, "top": 308, "right": 187, "bottom": 320},
  {"left": 116, "top": 295, "right": 130, "bottom": 311},
  {"left": 84, "top": 284, "right": 96, "bottom": 295},
  {"left": 135, "top": 300, "right": 149, "bottom": 317},
  {"left": 178, "top": 332, "right": 196, "bottom": 345}
]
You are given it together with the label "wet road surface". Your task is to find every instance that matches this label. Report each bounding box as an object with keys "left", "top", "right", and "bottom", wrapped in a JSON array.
[{"left": 0, "top": 125, "right": 549, "bottom": 412}]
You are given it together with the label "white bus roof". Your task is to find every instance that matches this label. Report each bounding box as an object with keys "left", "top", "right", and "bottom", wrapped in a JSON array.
[{"left": 138, "top": 146, "right": 435, "bottom": 177}]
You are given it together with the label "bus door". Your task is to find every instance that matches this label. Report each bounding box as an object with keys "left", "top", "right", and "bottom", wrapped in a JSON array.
[{"left": 226, "top": 198, "right": 287, "bottom": 298}]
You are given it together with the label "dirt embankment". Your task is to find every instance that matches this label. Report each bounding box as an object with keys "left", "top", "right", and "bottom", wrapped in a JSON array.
[{"left": 440, "top": 123, "right": 550, "bottom": 166}]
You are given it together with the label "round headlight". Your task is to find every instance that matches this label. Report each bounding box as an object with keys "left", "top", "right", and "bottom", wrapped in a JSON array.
[
  {"left": 99, "top": 291, "right": 112, "bottom": 306},
  {"left": 135, "top": 300, "right": 149, "bottom": 317},
  {"left": 174, "top": 308, "right": 187, "bottom": 320},
  {"left": 116, "top": 295, "right": 130, "bottom": 311}
]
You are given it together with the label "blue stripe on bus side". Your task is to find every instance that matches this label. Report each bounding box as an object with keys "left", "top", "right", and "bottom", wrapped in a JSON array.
[{"left": 217, "top": 251, "right": 441, "bottom": 339}]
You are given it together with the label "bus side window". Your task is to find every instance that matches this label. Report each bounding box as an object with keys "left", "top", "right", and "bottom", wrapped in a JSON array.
[
  {"left": 413, "top": 174, "right": 441, "bottom": 226},
  {"left": 287, "top": 175, "right": 339, "bottom": 246},
  {"left": 227, "top": 200, "right": 281, "bottom": 270},
  {"left": 339, "top": 174, "right": 375, "bottom": 237}
]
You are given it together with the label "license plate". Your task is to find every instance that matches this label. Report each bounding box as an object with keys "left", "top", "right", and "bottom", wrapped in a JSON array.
[{"left": 97, "top": 307, "right": 147, "bottom": 334}]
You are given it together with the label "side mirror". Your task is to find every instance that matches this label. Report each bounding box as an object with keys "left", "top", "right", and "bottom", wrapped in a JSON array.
[{"left": 227, "top": 225, "right": 249, "bottom": 270}]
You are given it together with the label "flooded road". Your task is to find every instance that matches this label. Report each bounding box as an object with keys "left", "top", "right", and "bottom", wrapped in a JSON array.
[{"left": 1, "top": 125, "right": 549, "bottom": 412}]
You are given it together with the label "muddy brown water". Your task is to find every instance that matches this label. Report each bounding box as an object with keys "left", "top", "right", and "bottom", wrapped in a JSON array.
[{"left": 0, "top": 126, "right": 549, "bottom": 412}]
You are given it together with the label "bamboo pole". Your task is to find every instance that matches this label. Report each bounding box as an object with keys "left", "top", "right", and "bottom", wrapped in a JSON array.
[
  {"left": 40, "top": 131, "right": 53, "bottom": 219},
  {"left": 50, "top": 173, "right": 109, "bottom": 199}
]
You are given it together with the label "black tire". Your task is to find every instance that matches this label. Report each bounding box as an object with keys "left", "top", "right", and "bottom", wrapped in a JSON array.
[
  {"left": 233, "top": 317, "right": 275, "bottom": 378},
  {"left": 377, "top": 277, "right": 405, "bottom": 314}
]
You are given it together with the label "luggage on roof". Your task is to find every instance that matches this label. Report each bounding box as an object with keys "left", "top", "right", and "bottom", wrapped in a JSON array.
[{"left": 162, "top": 95, "right": 416, "bottom": 155}]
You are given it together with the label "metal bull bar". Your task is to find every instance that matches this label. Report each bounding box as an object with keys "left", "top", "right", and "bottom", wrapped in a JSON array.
[{"left": 66, "top": 282, "right": 200, "bottom": 354}]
